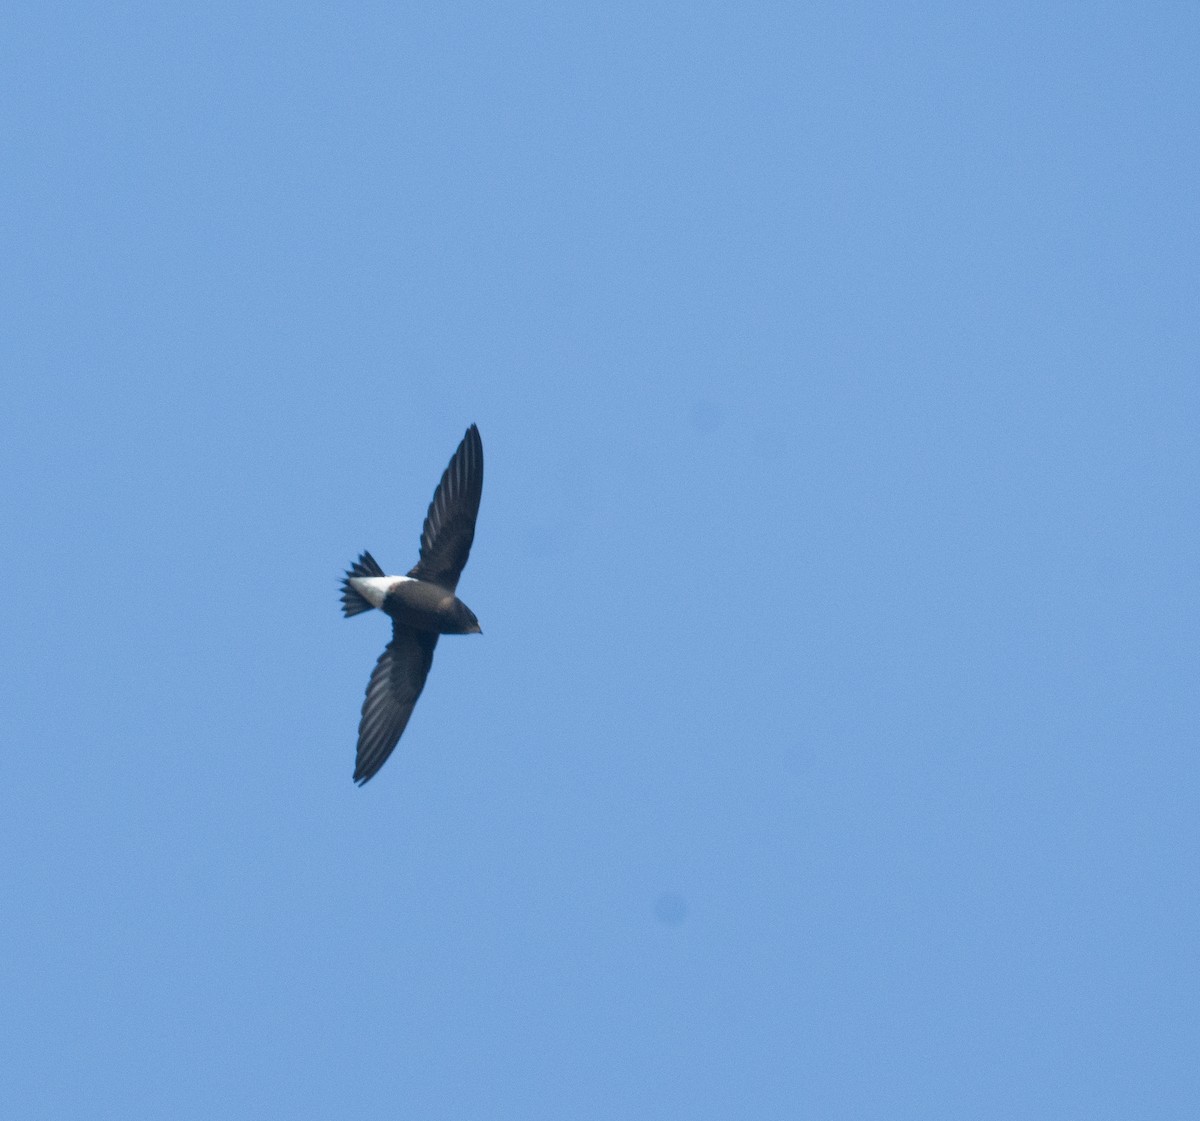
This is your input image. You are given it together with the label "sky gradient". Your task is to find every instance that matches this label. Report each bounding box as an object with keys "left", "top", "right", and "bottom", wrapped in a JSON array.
[{"left": 3, "top": 3, "right": 1198, "bottom": 1117}]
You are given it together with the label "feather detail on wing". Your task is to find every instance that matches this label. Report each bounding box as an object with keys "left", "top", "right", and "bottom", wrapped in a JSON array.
[
  {"left": 353, "top": 623, "right": 439, "bottom": 785},
  {"left": 407, "top": 424, "right": 483, "bottom": 591}
]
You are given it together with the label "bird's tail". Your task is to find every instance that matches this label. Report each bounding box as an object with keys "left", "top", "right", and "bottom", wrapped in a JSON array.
[{"left": 341, "top": 551, "right": 385, "bottom": 617}]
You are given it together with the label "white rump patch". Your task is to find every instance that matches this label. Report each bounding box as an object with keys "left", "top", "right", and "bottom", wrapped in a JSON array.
[{"left": 348, "top": 575, "right": 413, "bottom": 609}]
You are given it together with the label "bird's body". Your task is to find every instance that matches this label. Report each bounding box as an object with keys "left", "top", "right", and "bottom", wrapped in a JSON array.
[
  {"left": 339, "top": 424, "right": 484, "bottom": 785},
  {"left": 346, "top": 574, "right": 481, "bottom": 634}
]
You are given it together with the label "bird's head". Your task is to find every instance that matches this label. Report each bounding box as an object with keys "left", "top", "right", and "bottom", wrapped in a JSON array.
[{"left": 449, "top": 599, "right": 483, "bottom": 635}]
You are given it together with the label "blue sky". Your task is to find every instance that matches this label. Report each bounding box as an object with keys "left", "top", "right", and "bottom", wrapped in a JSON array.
[{"left": 2, "top": 2, "right": 1197, "bottom": 1117}]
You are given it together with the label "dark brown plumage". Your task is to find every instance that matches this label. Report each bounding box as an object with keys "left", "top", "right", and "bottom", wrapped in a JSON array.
[{"left": 340, "top": 425, "right": 484, "bottom": 785}]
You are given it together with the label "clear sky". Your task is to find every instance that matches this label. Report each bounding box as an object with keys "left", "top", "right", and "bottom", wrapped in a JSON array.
[{"left": 2, "top": 3, "right": 1197, "bottom": 1118}]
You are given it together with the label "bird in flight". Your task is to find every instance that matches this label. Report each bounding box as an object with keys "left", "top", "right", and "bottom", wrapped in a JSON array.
[{"left": 340, "top": 424, "right": 484, "bottom": 785}]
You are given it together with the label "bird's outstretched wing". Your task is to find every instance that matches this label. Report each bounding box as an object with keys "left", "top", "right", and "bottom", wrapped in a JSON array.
[
  {"left": 353, "top": 622, "right": 439, "bottom": 785},
  {"left": 407, "top": 424, "right": 483, "bottom": 591}
]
